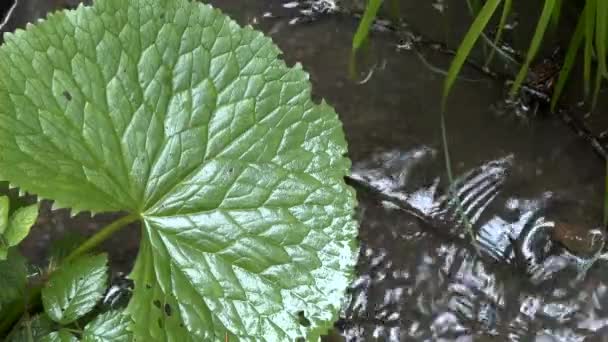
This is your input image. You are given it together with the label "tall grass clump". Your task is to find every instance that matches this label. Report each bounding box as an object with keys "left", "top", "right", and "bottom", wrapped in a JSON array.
[{"left": 353, "top": 0, "right": 608, "bottom": 238}]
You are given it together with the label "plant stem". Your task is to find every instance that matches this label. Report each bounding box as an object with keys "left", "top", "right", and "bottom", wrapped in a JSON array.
[
  {"left": 64, "top": 213, "right": 140, "bottom": 263},
  {"left": 0, "top": 213, "right": 140, "bottom": 337}
]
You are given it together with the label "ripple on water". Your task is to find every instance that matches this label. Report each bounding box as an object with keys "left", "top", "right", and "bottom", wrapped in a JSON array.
[{"left": 340, "top": 147, "right": 608, "bottom": 341}]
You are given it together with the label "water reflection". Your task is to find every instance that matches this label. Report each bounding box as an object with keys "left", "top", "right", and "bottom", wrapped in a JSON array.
[{"left": 343, "top": 148, "right": 608, "bottom": 341}]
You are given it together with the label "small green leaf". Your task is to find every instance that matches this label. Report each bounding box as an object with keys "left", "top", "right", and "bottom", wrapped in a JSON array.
[
  {"left": 0, "top": 249, "right": 27, "bottom": 309},
  {"left": 42, "top": 254, "right": 108, "bottom": 324},
  {"left": 0, "top": 196, "right": 9, "bottom": 235},
  {"left": 3, "top": 203, "right": 39, "bottom": 248},
  {"left": 82, "top": 310, "right": 131, "bottom": 342},
  {"left": 40, "top": 330, "right": 78, "bottom": 342},
  {"left": 6, "top": 314, "right": 54, "bottom": 342}
]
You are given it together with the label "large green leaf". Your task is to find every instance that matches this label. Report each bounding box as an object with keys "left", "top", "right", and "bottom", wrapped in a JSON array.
[
  {"left": 41, "top": 254, "right": 108, "bottom": 324},
  {"left": 0, "top": 0, "right": 358, "bottom": 340},
  {"left": 82, "top": 310, "right": 132, "bottom": 342}
]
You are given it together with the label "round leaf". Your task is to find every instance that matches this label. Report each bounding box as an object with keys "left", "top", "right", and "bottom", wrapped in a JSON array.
[{"left": 0, "top": 0, "right": 358, "bottom": 340}]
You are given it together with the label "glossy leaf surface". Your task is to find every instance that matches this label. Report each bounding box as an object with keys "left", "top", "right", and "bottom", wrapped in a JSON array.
[
  {"left": 0, "top": 0, "right": 358, "bottom": 340},
  {"left": 42, "top": 254, "right": 108, "bottom": 324},
  {"left": 82, "top": 310, "right": 132, "bottom": 342}
]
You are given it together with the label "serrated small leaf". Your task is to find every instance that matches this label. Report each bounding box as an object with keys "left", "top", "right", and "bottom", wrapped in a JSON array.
[
  {"left": 42, "top": 254, "right": 108, "bottom": 324},
  {"left": 6, "top": 314, "right": 54, "bottom": 342},
  {"left": 3, "top": 203, "right": 39, "bottom": 247},
  {"left": 40, "top": 330, "right": 78, "bottom": 342},
  {"left": 0, "top": 249, "right": 27, "bottom": 308},
  {"left": 0, "top": 0, "right": 358, "bottom": 340},
  {"left": 0, "top": 196, "right": 9, "bottom": 235},
  {"left": 82, "top": 310, "right": 131, "bottom": 342}
]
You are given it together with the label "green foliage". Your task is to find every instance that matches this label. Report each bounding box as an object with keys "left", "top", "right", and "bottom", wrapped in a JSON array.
[
  {"left": 6, "top": 315, "right": 54, "bottom": 342},
  {"left": 0, "top": 196, "right": 39, "bottom": 260},
  {"left": 0, "top": 250, "right": 27, "bottom": 310},
  {"left": 484, "top": 0, "right": 512, "bottom": 68},
  {"left": 551, "top": 2, "right": 586, "bottom": 109},
  {"left": 42, "top": 254, "right": 108, "bottom": 325},
  {"left": 442, "top": 0, "right": 502, "bottom": 110},
  {"left": 441, "top": 0, "right": 608, "bottom": 110},
  {"left": 41, "top": 330, "right": 79, "bottom": 342},
  {"left": 0, "top": 0, "right": 357, "bottom": 340},
  {"left": 440, "top": 0, "right": 502, "bottom": 247},
  {"left": 509, "top": 0, "right": 557, "bottom": 98},
  {"left": 353, "top": 0, "right": 383, "bottom": 52},
  {"left": 82, "top": 310, "right": 131, "bottom": 342}
]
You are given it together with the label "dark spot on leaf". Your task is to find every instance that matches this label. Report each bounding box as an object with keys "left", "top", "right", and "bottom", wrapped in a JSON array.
[
  {"left": 228, "top": 167, "right": 234, "bottom": 173},
  {"left": 153, "top": 299, "right": 161, "bottom": 309},
  {"left": 164, "top": 303, "right": 172, "bottom": 316},
  {"left": 62, "top": 91, "right": 72, "bottom": 101},
  {"left": 160, "top": 14, "right": 164, "bottom": 19},
  {"left": 179, "top": 323, "right": 184, "bottom": 327},
  {"left": 296, "top": 311, "right": 311, "bottom": 327},
  {"left": 145, "top": 284, "right": 152, "bottom": 289},
  {"left": 157, "top": 318, "right": 163, "bottom": 329}
]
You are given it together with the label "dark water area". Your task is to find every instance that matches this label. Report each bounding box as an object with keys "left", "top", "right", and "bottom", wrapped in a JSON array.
[{"left": 4, "top": 0, "right": 608, "bottom": 341}]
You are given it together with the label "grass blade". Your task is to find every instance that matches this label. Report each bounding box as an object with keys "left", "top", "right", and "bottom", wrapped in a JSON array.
[
  {"left": 592, "top": 63, "right": 603, "bottom": 110},
  {"left": 509, "top": 0, "right": 557, "bottom": 98},
  {"left": 466, "top": 0, "right": 482, "bottom": 16},
  {"left": 442, "top": 0, "right": 503, "bottom": 108},
  {"left": 584, "top": 0, "right": 596, "bottom": 98},
  {"left": 604, "top": 161, "right": 608, "bottom": 226},
  {"left": 550, "top": 0, "right": 562, "bottom": 29},
  {"left": 352, "top": 0, "right": 383, "bottom": 52},
  {"left": 551, "top": 7, "right": 585, "bottom": 111},
  {"left": 442, "top": 0, "right": 502, "bottom": 254},
  {"left": 485, "top": 0, "right": 512, "bottom": 68},
  {"left": 596, "top": 0, "right": 608, "bottom": 77}
]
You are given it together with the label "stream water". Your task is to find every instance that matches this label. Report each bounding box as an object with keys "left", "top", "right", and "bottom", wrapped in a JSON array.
[{"left": 4, "top": 0, "right": 608, "bottom": 340}]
